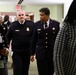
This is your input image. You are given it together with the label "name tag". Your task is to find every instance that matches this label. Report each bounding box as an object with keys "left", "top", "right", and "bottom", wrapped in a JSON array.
[
  {"left": 37, "top": 29, "right": 41, "bottom": 31},
  {"left": 15, "top": 30, "right": 20, "bottom": 31}
]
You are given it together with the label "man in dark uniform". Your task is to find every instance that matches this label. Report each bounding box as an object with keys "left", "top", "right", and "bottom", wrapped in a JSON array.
[
  {"left": 2, "top": 15, "right": 11, "bottom": 35},
  {"left": 0, "top": 16, "right": 9, "bottom": 75},
  {"left": 6, "top": 11, "right": 35, "bottom": 75},
  {"left": 30, "top": 7, "right": 60, "bottom": 75}
]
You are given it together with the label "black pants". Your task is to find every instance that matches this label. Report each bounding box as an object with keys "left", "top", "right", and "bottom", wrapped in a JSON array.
[
  {"left": 36, "top": 58, "right": 54, "bottom": 75},
  {"left": 0, "top": 60, "right": 8, "bottom": 75},
  {"left": 12, "top": 51, "right": 30, "bottom": 75}
]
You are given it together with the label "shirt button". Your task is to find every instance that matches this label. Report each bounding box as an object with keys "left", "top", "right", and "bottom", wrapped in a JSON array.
[
  {"left": 3, "top": 44, "right": 5, "bottom": 46},
  {"left": 46, "top": 33, "right": 48, "bottom": 35},
  {"left": 36, "top": 46, "right": 38, "bottom": 47},
  {"left": 2, "top": 40, "right": 4, "bottom": 42},
  {"left": 38, "top": 32, "right": 40, "bottom": 34},
  {"left": 45, "top": 42, "right": 47, "bottom": 44},
  {"left": 46, "top": 46, "right": 48, "bottom": 48},
  {"left": 3, "top": 27, "right": 6, "bottom": 30},
  {"left": 46, "top": 37, "right": 48, "bottom": 39},
  {"left": 53, "top": 32, "right": 55, "bottom": 34}
]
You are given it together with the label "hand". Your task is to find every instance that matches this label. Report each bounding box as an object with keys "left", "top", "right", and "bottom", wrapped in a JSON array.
[
  {"left": 0, "top": 48, "right": 9, "bottom": 56},
  {"left": 7, "top": 45, "right": 10, "bottom": 48},
  {"left": 30, "top": 55, "right": 35, "bottom": 62}
]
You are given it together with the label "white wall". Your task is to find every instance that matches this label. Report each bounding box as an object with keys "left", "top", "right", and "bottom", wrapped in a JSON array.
[
  {"left": 21, "top": 5, "right": 63, "bottom": 23},
  {"left": 0, "top": 5, "right": 16, "bottom": 12},
  {"left": 0, "top": 4, "right": 63, "bottom": 24},
  {"left": 64, "top": 0, "right": 73, "bottom": 18},
  {"left": 0, "top": 0, "right": 73, "bottom": 18},
  {"left": 0, "top": 0, "right": 73, "bottom": 24}
]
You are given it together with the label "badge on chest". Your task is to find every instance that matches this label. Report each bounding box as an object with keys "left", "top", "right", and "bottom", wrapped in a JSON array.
[
  {"left": 15, "top": 30, "right": 20, "bottom": 32},
  {"left": 26, "top": 27, "right": 30, "bottom": 31}
]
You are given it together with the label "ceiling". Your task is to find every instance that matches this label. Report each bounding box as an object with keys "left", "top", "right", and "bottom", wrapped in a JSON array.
[
  {"left": 0, "top": 0, "right": 65, "bottom": 5},
  {"left": 0, "top": 0, "right": 19, "bottom": 5}
]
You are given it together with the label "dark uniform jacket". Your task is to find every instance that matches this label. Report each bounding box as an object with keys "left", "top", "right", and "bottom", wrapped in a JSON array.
[
  {"left": 6, "top": 20, "right": 35, "bottom": 52},
  {"left": 31, "top": 19, "right": 60, "bottom": 60},
  {"left": 2, "top": 21, "right": 11, "bottom": 35},
  {"left": 0, "top": 25, "right": 8, "bottom": 60}
]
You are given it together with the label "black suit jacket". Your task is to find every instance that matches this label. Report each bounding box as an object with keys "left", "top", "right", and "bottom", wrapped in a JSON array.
[{"left": 31, "top": 19, "right": 60, "bottom": 60}]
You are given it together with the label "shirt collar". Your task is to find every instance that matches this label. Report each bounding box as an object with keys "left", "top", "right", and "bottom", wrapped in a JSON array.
[
  {"left": 41, "top": 19, "right": 50, "bottom": 25},
  {"left": 43, "top": 19, "right": 50, "bottom": 29},
  {"left": 4, "top": 21, "right": 8, "bottom": 24},
  {"left": 46, "top": 19, "right": 50, "bottom": 25},
  {"left": 18, "top": 20, "right": 25, "bottom": 24}
]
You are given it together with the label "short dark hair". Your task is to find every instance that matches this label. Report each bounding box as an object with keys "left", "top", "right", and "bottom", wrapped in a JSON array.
[
  {"left": 4, "top": 15, "right": 9, "bottom": 22},
  {"left": 39, "top": 7, "right": 50, "bottom": 16},
  {"left": 25, "top": 14, "right": 29, "bottom": 16}
]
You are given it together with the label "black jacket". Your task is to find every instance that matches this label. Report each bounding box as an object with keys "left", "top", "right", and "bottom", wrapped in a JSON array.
[
  {"left": 2, "top": 21, "right": 11, "bottom": 35},
  {"left": 0, "top": 25, "right": 8, "bottom": 60},
  {"left": 31, "top": 19, "right": 60, "bottom": 60},
  {"left": 6, "top": 20, "right": 35, "bottom": 52}
]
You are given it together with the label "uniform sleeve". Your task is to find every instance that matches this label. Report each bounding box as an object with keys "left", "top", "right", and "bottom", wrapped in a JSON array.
[
  {"left": 6, "top": 24, "right": 13, "bottom": 45},
  {"left": 30, "top": 23, "right": 37, "bottom": 55},
  {"left": 53, "top": 24, "right": 68, "bottom": 75}
]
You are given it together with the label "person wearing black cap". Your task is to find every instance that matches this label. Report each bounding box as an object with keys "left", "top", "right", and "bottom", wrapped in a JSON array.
[{"left": 53, "top": 0, "right": 76, "bottom": 75}]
